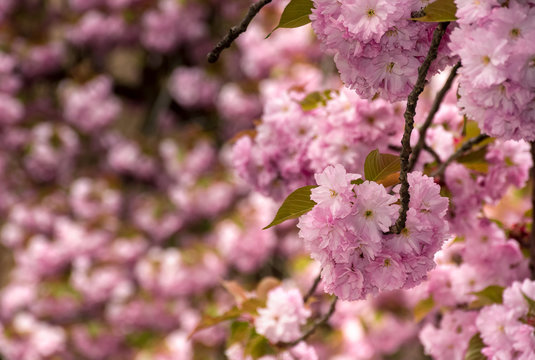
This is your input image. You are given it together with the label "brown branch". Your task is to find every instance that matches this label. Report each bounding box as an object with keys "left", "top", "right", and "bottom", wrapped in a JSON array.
[
  {"left": 277, "top": 296, "right": 338, "bottom": 348},
  {"left": 423, "top": 143, "right": 442, "bottom": 164},
  {"left": 530, "top": 141, "right": 535, "bottom": 279},
  {"left": 390, "top": 22, "right": 450, "bottom": 234},
  {"left": 207, "top": 0, "right": 272, "bottom": 63},
  {"left": 388, "top": 144, "right": 402, "bottom": 153},
  {"left": 303, "top": 274, "right": 321, "bottom": 303},
  {"left": 430, "top": 134, "right": 489, "bottom": 179},
  {"left": 408, "top": 62, "right": 461, "bottom": 171}
]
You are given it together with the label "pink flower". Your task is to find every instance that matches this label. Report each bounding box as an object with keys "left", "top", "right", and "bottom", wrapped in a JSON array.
[
  {"left": 340, "top": 0, "right": 398, "bottom": 42},
  {"left": 322, "top": 262, "right": 365, "bottom": 301},
  {"left": 353, "top": 180, "right": 398, "bottom": 241},
  {"left": 310, "top": 164, "right": 360, "bottom": 217},
  {"left": 420, "top": 310, "right": 478, "bottom": 360},
  {"left": 255, "top": 287, "right": 310, "bottom": 343}
]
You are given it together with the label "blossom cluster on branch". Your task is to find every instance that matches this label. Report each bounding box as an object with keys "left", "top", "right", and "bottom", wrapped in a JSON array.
[{"left": 0, "top": 0, "right": 535, "bottom": 359}]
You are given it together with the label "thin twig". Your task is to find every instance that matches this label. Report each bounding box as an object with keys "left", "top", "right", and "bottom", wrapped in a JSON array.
[
  {"left": 408, "top": 62, "right": 461, "bottom": 171},
  {"left": 303, "top": 274, "right": 321, "bottom": 303},
  {"left": 388, "top": 144, "right": 402, "bottom": 153},
  {"left": 530, "top": 141, "right": 535, "bottom": 279},
  {"left": 207, "top": 0, "right": 272, "bottom": 63},
  {"left": 430, "top": 134, "right": 489, "bottom": 179},
  {"left": 390, "top": 22, "right": 450, "bottom": 234},
  {"left": 143, "top": 80, "right": 171, "bottom": 133},
  {"left": 423, "top": 143, "right": 442, "bottom": 164},
  {"left": 277, "top": 296, "right": 338, "bottom": 348}
]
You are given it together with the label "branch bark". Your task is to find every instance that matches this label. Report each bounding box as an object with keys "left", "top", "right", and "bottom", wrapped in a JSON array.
[
  {"left": 303, "top": 273, "right": 321, "bottom": 303},
  {"left": 408, "top": 61, "right": 461, "bottom": 172},
  {"left": 390, "top": 22, "right": 450, "bottom": 234},
  {"left": 423, "top": 143, "right": 442, "bottom": 164},
  {"left": 277, "top": 296, "right": 338, "bottom": 348},
  {"left": 207, "top": 0, "right": 272, "bottom": 63}
]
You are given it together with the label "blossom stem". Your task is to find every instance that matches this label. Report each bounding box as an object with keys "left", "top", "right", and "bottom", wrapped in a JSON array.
[
  {"left": 530, "top": 141, "right": 535, "bottom": 279},
  {"left": 207, "top": 0, "right": 272, "bottom": 63},
  {"left": 277, "top": 296, "right": 338, "bottom": 348},
  {"left": 430, "top": 133, "right": 490, "bottom": 179},
  {"left": 390, "top": 22, "right": 450, "bottom": 234},
  {"left": 408, "top": 61, "right": 461, "bottom": 172}
]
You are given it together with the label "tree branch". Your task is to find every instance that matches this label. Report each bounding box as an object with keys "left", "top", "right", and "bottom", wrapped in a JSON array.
[
  {"left": 430, "top": 134, "right": 489, "bottom": 179},
  {"left": 303, "top": 274, "right": 321, "bottom": 303},
  {"left": 423, "top": 143, "right": 442, "bottom": 164},
  {"left": 207, "top": 0, "right": 272, "bottom": 63},
  {"left": 530, "top": 141, "right": 535, "bottom": 279},
  {"left": 408, "top": 61, "right": 461, "bottom": 172},
  {"left": 277, "top": 296, "right": 338, "bottom": 348},
  {"left": 390, "top": 22, "right": 450, "bottom": 234}
]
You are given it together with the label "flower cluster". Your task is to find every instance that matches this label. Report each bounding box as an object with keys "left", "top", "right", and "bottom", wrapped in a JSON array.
[
  {"left": 3, "top": 0, "right": 535, "bottom": 358},
  {"left": 476, "top": 279, "right": 535, "bottom": 359},
  {"left": 255, "top": 286, "right": 311, "bottom": 343},
  {"left": 310, "top": 0, "right": 455, "bottom": 101},
  {"left": 61, "top": 76, "right": 121, "bottom": 134},
  {"left": 232, "top": 81, "right": 404, "bottom": 200},
  {"left": 421, "top": 218, "right": 528, "bottom": 308},
  {"left": 445, "top": 139, "right": 531, "bottom": 231},
  {"left": 420, "top": 310, "right": 479, "bottom": 360},
  {"left": 450, "top": 0, "right": 535, "bottom": 140},
  {"left": 297, "top": 165, "right": 449, "bottom": 301},
  {"left": 417, "top": 218, "right": 529, "bottom": 359},
  {"left": 141, "top": 0, "right": 207, "bottom": 53},
  {"left": 332, "top": 291, "right": 419, "bottom": 359}
]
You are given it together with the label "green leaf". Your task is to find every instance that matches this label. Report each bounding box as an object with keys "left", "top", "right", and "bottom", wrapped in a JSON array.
[
  {"left": 229, "top": 321, "right": 252, "bottom": 345},
  {"left": 470, "top": 285, "right": 504, "bottom": 308},
  {"left": 413, "top": 296, "right": 435, "bottom": 322},
  {"left": 244, "top": 333, "right": 277, "bottom": 359},
  {"left": 125, "top": 330, "right": 159, "bottom": 349},
  {"left": 351, "top": 178, "right": 364, "bottom": 185},
  {"left": 300, "top": 90, "right": 336, "bottom": 111},
  {"left": 464, "top": 333, "right": 486, "bottom": 360},
  {"left": 458, "top": 120, "right": 494, "bottom": 148},
  {"left": 412, "top": 0, "right": 457, "bottom": 22},
  {"left": 461, "top": 162, "right": 489, "bottom": 174},
  {"left": 241, "top": 298, "right": 266, "bottom": 315},
  {"left": 190, "top": 306, "right": 242, "bottom": 336},
  {"left": 364, "top": 150, "right": 401, "bottom": 183},
  {"left": 457, "top": 145, "right": 488, "bottom": 164},
  {"left": 377, "top": 172, "right": 401, "bottom": 188},
  {"left": 268, "top": 0, "right": 313, "bottom": 37},
  {"left": 263, "top": 185, "right": 317, "bottom": 229},
  {"left": 457, "top": 145, "right": 489, "bottom": 174}
]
